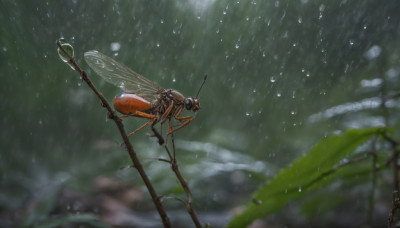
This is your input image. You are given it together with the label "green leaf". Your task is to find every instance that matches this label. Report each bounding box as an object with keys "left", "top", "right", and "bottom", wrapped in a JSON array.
[
  {"left": 56, "top": 38, "right": 75, "bottom": 70},
  {"left": 227, "top": 128, "right": 384, "bottom": 228},
  {"left": 300, "top": 152, "right": 387, "bottom": 218}
]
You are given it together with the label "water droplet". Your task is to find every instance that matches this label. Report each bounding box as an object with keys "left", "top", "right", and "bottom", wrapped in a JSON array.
[
  {"left": 270, "top": 76, "right": 276, "bottom": 83},
  {"left": 349, "top": 40, "right": 354, "bottom": 46},
  {"left": 297, "top": 17, "right": 302, "bottom": 23},
  {"left": 364, "top": 45, "right": 382, "bottom": 60},
  {"left": 77, "top": 82, "right": 81, "bottom": 86},
  {"left": 235, "top": 43, "right": 240, "bottom": 49},
  {"left": 246, "top": 16, "right": 249, "bottom": 21},
  {"left": 160, "top": 19, "right": 164, "bottom": 24},
  {"left": 252, "top": 88, "right": 257, "bottom": 93},
  {"left": 156, "top": 42, "right": 160, "bottom": 47},
  {"left": 298, "top": 186, "right": 302, "bottom": 192},
  {"left": 276, "top": 91, "right": 281, "bottom": 97},
  {"left": 223, "top": 10, "right": 227, "bottom": 15},
  {"left": 110, "top": 42, "right": 121, "bottom": 51},
  {"left": 2, "top": 47, "right": 7, "bottom": 52},
  {"left": 57, "top": 39, "right": 75, "bottom": 70},
  {"left": 262, "top": 51, "right": 266, "bottom": 57}
]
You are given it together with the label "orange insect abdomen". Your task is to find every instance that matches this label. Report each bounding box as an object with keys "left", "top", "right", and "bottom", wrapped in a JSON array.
[{"left": 113, "top": 93, "right": 152, "bottom": 114}]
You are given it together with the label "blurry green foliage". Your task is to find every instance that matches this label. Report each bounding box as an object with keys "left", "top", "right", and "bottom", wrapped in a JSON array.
[{"left": 1, "top": 0, "right": 400, "bottom": 227}]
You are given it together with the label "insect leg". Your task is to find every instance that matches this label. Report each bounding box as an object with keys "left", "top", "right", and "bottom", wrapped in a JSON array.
[
  {"left": 127, "top": 121, "right": 151, "bottom": 137},
  {"left": 165, "top": 118, "right": 173, "bottom": 145},
  {"left": 132, "top": 111, "right": 156, "bottom": 120},
  {"left": 126, "top": 111, "right": 156, "bottom": 137},
  {"left": 169, "top": 115, "right": 195, "bottom": 134},
  {"left": 158, "top": 102, "right": 175, "bottom": 144},
  {"left": 161, "top": 102, "right": 174, "bottom": 121}
]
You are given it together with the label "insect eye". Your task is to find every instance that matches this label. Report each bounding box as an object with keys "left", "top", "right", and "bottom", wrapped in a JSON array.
[{"left": 185, "top": 98, "right": 193, "bottom": 110}]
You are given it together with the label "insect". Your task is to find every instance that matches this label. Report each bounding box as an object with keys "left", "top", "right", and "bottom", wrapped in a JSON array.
[{"left": 84, "top": 50, "right": 206, "bottom": 144}]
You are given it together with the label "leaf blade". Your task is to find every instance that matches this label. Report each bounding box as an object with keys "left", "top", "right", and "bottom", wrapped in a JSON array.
[{"left": 227, "top": 128, "right": 384, "bottom": 228}]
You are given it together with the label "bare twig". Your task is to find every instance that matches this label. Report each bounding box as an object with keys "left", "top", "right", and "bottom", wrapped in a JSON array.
[
  {"left": 388, "top": 190, "right": 400, "bottom": 227},
  {"left": 56, "top": 41, "right": 171, "bottom": 227},
  {"left": 367, "top": 136, "right": 378, "bottom": 226},
  {"left": 384, "top": 134, "right": 400, "bottom": 227},
  {"left": 164, "top": 131, "right": 203, "bottom": 228},
  {"left": 382, "top": 133, "right": 400, "bottom": 191},
  {"left": 382, "top": 92, "right": 400, "bottom": 104}
]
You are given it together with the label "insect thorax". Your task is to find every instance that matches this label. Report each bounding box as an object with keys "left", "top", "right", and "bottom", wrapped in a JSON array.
[{"left": 149, "top": 89, "right": 185, "bottom": 118}]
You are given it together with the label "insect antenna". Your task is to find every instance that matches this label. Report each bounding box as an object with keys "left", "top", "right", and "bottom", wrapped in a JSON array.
[{"left": 195, "top": 74, "right": 207, "bottom": 99}]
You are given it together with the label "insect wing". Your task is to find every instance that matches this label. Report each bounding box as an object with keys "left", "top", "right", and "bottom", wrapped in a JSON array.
[{"left": 84, "top": 50, "right": 162, "bottom": 104}]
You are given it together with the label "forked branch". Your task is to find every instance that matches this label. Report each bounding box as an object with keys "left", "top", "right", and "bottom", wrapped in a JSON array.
[
  {"left": 163, "top": 131, "right": 203, "bottom": 228},
  {"left": 56, "top": 40, "right": 171, "bottom": 228}
]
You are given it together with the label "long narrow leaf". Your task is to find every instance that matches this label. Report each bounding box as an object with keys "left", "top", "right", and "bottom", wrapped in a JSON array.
[{"left": 227, "top": 128, "right": 384, "bottom": 228}]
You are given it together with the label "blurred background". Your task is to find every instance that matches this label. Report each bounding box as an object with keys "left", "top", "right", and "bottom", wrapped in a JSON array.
[{"left": 1, "top": 0, "right": 400, "bottom": 227}]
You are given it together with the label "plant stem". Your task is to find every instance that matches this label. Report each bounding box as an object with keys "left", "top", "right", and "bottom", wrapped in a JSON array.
[
  {"left": 56, "top": 42, "right": 171, "bottom": 228},
  {"left": 164, "top": 132, "right": 203, "bottom": 228},
  {"left": 367, "top": 137, "right": 378, "bottom": 226}
]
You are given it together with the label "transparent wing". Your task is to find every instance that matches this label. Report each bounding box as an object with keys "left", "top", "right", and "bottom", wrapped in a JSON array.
[{"left": 84, "top": 50, "right": 163, "bottom": 104}]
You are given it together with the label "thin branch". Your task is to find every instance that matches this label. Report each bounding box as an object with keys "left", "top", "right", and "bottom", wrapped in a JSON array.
[
  {"left": 164, "top": 131, "right": 203, "bottom": 228},
  {"left": 382, "top": 92, "right": 400, "bottom": 103},
  {"left": 56, "top": 41, "right": 171, "bottom": 228},
  {"left": 382, "top": 133, "right": 400, "bottom": 191},
  {"left": 388, "top": 190, "right": 400, "bottom": 228},
  {"left": 367, "top": 136, "right": 378, "bottom": 226}
]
